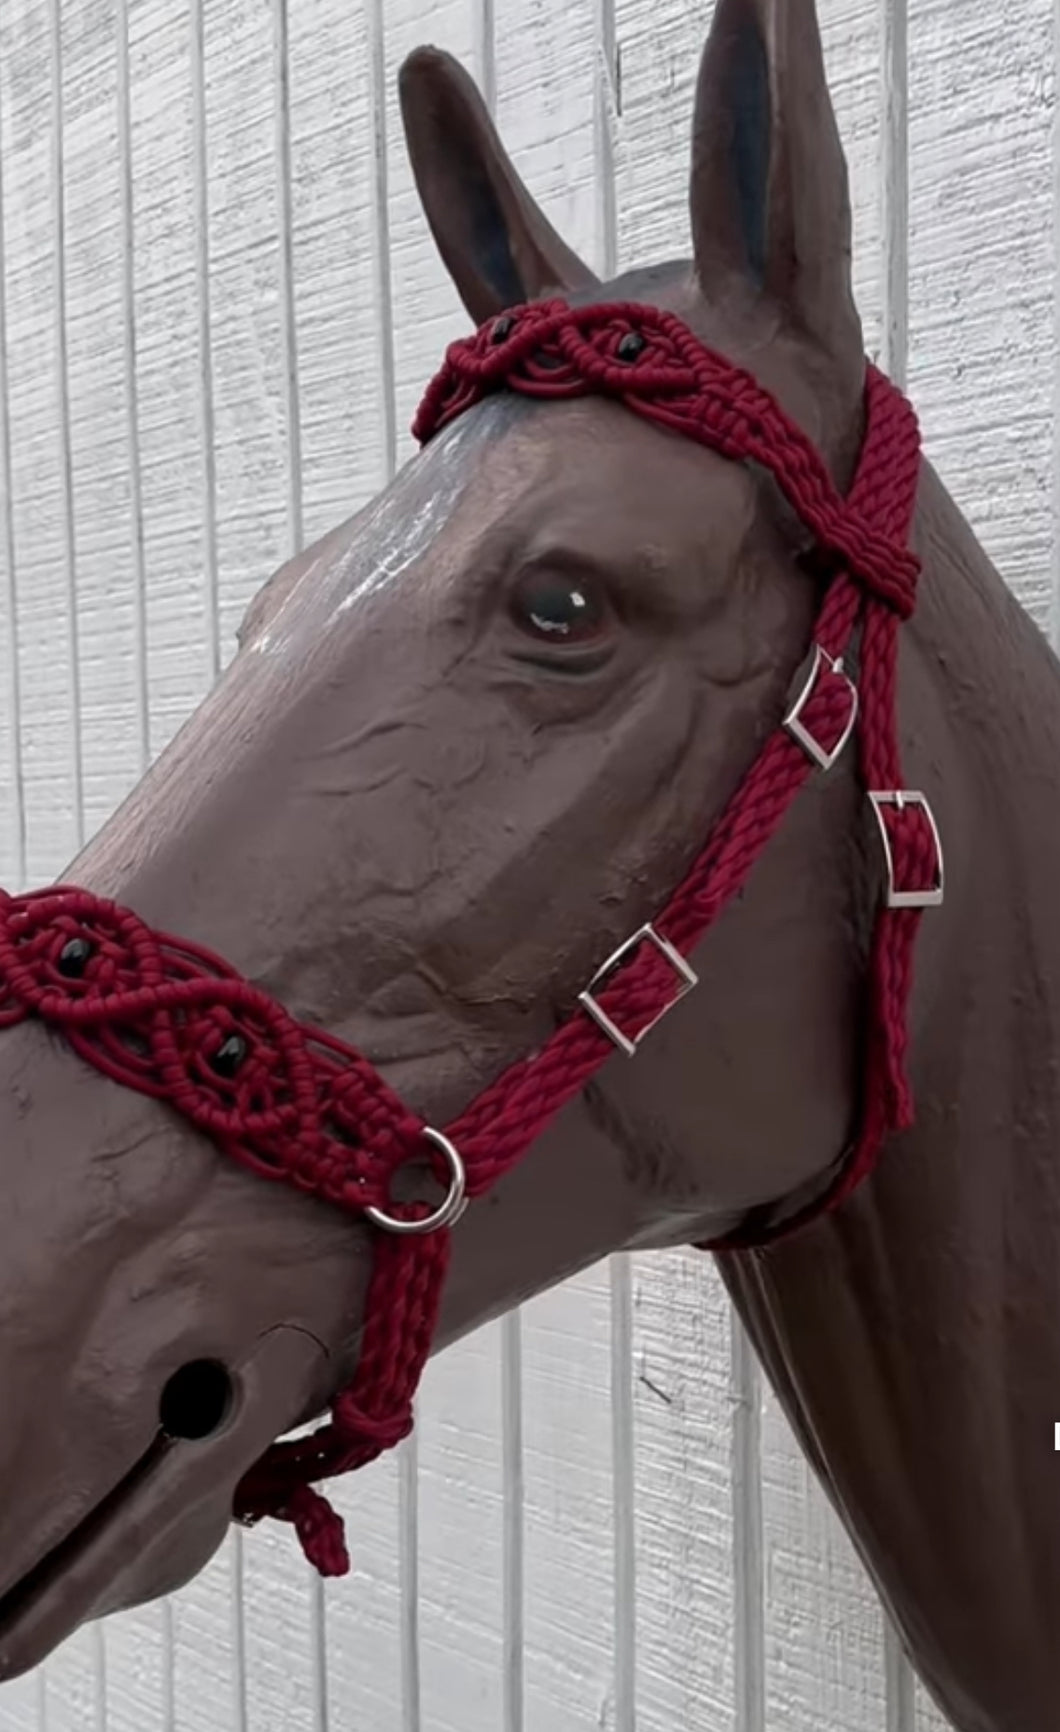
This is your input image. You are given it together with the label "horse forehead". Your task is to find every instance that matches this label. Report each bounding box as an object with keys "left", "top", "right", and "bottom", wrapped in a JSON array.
[
  {"left": 433, "top": 398, "right": 761, "bottom": 571},
  {"left": 242, "top": 410, "right": 501, "bottom": 656},
  {"left": 250, "top": 390, "right": 762, "bottom": 671}
]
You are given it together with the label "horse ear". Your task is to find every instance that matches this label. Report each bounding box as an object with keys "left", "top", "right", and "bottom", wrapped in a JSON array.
[
  {"left": 689, "top": 0, "right": 859, "bottom": 357},
  {"left": 399, "top": 47, "right": 598, "bottom": 325}
]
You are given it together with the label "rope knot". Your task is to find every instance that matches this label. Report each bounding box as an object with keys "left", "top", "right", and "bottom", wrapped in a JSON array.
[{"left": 333, "top": 1393, "right": 414, "bottom": 1455}]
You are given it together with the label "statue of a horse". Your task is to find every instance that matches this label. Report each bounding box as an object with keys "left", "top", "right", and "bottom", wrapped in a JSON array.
[{"left": 0, "top": 2, "right": 1055, "bottom": 1727}]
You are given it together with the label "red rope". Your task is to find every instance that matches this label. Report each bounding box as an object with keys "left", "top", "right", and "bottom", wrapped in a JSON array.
[{"left": 0, "top": 299, "right": 940, "bottom": 1575}]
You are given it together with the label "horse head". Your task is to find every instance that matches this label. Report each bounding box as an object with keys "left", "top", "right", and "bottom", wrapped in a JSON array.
[{"left": 1, "top": 4, "right": 1055, "bottom": 1730}]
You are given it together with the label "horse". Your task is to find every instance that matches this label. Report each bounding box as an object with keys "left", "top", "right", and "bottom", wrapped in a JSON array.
[{"left": 0, "top": 1, "right": 1055, "bottom": 1727}]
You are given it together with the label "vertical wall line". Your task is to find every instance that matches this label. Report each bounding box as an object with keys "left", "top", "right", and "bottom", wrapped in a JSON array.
[
  {"left": 0, "top": 37, "right": 27, "bottom": 889},
  {"left": 475, "top": 0, "right": 496, "bottom": 116},
  {"left": 884, "top": 1623, "right": 916, "bottom": 1732},
  {"left": 881, "top": 2, "right": 917, "bottom": 1717},
  {"left": 115, "top": 0, "right": 150, "bottom": 777},
  {"left": 1051, "top": 0, "right": 1060, "bottom": 652},
  {"left": 501, "top": 1311, "right": 524, "bottom": 1732},
  {"left": 273, "top": 0, "right": 303, "bottom": 557},
  {"left": 309, "top": 1571, "right": 330, "bottom": 1732},
  {"left": 160, "top": 1598, "right": 176, "bottom": 1732},
  {"left": 881, "top": 0, "right": 909, "bottom": 392},
  {"left": 730, "top": 1312, "right": 764, "bottom": 1732},
  {"left": 48, "top": 0, "right": 85, "bottom": 849},
  {"left": 609, "top": 1254, "right": 636, "bottom": 1732},
  {"left": 366, "top": 0, "right": 396, "bottom": 487},
  {"left": 91, "top": 1620, "right": 107, "bottom": 1732},
  {"left": 594, "top": 0, "right": 618, "bottom": 280},
  {"left": 399, "top": 1432, "right": 422, "bottom": 1732},
  {"left": 230, "top": 1529, "right": 249, "bottom": 1732},
  {"left": 189, "top": 0, "right": 221, "bottom": 682}
]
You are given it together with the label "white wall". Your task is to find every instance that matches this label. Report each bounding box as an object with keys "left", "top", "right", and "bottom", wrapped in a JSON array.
[{"left": 0, "top": 0, "right": 1054, "bottom": 1726}]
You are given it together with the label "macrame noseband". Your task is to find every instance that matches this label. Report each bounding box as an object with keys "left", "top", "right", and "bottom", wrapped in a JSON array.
[{"left": 0, "top": 298, "right": 941, "bottom": 1578}]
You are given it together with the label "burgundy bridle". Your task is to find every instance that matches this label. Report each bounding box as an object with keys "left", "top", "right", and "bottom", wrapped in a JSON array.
[{"left": 0, "top": 299, "right": 942, "bottom": 1575}]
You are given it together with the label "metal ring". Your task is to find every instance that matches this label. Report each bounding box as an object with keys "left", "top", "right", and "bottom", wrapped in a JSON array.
[{"left": 365, "top": 1126, "right": 468, "bottom": 1236}]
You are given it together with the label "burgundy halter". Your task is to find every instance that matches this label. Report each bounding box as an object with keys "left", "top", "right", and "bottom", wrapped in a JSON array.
[{"left": 0, "top": 299, "right": 942, "bottom": 1576}]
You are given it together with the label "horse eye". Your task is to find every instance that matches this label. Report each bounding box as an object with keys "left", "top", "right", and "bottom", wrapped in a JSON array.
[{"left": 510, "top": 571, "right": 608, "bottom": 643}]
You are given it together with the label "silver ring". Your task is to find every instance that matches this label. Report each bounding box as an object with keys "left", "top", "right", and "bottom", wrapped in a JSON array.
[{"left": 365, "top": 1126, "right": 468, "bottom": 1236}]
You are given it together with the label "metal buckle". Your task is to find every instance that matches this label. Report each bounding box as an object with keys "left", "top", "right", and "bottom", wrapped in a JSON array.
[
  {"left": 365, "top": 1126, "right": 468, "bottom": 1235},
  {"left": 578, "top": 923, "right": 698, "bottom": 1057},
  {"left": 867, "top": 790, "right": 944, "bottom": 909},
  {"left": 783, "top": 644, "right": 859, "bottom": 772}
]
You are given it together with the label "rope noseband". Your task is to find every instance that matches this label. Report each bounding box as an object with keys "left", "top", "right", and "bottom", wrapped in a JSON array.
[{"left": 0, "top": 300, "right": 942, "bottom": 1575}]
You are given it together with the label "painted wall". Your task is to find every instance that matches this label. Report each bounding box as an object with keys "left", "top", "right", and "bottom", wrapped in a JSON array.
[{"left": 0, "top": 0, "right": 1054, "bottom": 1726}]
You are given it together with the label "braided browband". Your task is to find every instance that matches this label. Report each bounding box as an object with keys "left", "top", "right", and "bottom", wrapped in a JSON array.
[
  {"left": 0, "top": 298, "right": 940, "bottom": 1577},
  {"left": 413, "top": 300, "right": 921, "bottom": 617}
]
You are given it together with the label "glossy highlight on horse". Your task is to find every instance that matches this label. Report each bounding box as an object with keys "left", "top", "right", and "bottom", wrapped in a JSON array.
[{"left": 0, "top": 2, "right": 1058, "bottom": 1728}]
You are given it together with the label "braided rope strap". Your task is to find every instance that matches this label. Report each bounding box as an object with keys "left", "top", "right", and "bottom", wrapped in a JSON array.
[{"left": 0, "top": 298, "right": 940, "bottom": 1575}]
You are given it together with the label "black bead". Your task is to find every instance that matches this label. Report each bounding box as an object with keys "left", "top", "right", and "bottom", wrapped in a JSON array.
[
  {"left": 209, "top": 1033, "right": 248, "bottom": 1078},
  {"left": 490, "top": 314, "right": 515, "bottom": 344},
  {"left": 57, "top": 937, "right": 93, "bottom": 979},
  {"left": 617, "top": 331, "right": 646, "bottom": 362}
]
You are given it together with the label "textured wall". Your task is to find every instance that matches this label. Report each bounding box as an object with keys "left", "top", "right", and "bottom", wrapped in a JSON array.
[{"left": 0, "top": 0, "right": 1054, "bottom": 1727}]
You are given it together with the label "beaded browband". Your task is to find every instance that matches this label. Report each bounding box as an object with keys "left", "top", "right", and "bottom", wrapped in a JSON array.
[{"left": 0, "top": 298, "right": 942, "bottom": 1576}]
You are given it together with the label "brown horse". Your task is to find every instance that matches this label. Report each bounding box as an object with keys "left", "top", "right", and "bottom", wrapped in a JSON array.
[{"left": 0, "top": 1, "right": 1055, "bottom": 1727}]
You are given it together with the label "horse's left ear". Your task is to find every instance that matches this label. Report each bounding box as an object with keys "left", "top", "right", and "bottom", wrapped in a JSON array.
[
  {"left": 689, "top": 0, "right": 860, "bottom": 364},
  {"left": 399, "top": 47, "right": 598, "bottom": 325}
]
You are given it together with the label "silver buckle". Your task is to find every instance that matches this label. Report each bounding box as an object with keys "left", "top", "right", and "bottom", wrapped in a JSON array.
[
  {"left": 868, "top": 790, "right": 944, "bottom": 909},
  {"left": 577, "top": 923, "right": 698, "bottom": 1057},
  {"left": 783, "top": 644, "right": 859, "bottom": 772}
]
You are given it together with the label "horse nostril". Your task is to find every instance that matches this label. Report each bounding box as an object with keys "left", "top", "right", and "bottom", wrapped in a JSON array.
[{"left": 159, "top": 1360, "right": 235, "bottom": 1441}]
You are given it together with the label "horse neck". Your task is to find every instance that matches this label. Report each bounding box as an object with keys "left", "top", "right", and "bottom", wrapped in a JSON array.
[{"left": 717, "top": 460, "right": 1060, "bottom": 1732}]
